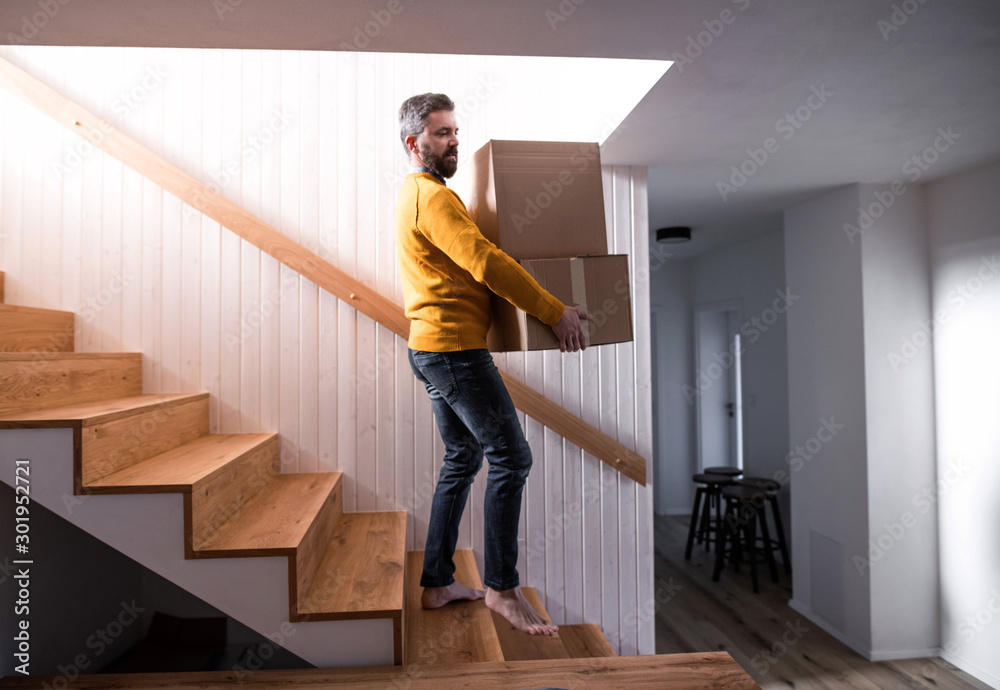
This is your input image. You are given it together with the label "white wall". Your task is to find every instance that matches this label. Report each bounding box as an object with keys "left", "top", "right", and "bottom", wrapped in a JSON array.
[
  {"left": 856, "top": 183, "right": 938, "bottom": 658},
  {"left": 0, "top": 45, "right": 654, "bottom": 654},
  {"left": 650, "top": 257, "right": 694, "bottom": 516},
  {"left": 784, "top": 181, "right": 940, "bottom": 660},
  {"left": 784, "top": 185, "right": 872, "bottom": 653},
  {"left": 926, "top": 159, "right": 1000, "bottom": 688}
]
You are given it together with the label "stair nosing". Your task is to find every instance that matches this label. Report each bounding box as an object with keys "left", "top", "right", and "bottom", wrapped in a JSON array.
[
  {"left": 0, "top": 351, "right": 141, "bottom": 361},
  {"left": 0, "top": 392, "right": 210, "bottom": 428},
  {"left": 0, "top": 303, "right": 74, "bottom": 317}
]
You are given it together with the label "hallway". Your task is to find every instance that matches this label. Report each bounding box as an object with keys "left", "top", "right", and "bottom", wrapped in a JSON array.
[{"left": 653, "top": 514, "right": 990, "bottom": 689}]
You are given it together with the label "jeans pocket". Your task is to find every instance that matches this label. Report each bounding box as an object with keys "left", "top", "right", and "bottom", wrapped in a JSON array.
[{"left": 410, "top": 351, "right": 461, "bottom": 403}]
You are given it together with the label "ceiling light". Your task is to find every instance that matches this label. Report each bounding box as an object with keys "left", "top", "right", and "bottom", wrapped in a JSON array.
[{"left": 656, "top": 226, "right": 692, "bottom": 243}]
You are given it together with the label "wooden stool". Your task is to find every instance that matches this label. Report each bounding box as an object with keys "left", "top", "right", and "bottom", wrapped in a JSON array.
[
  {"left": 738, "top": 475, "right": 791, "bottom": 574},
  {"left": 703, "top": 466, "right": 743, "bottom": 478},
  {"left": 684, "top": 473, "right": 735, "bottom": 560},
  {"left": 712, "top": 484, "right": 779, "bottom": 593}
]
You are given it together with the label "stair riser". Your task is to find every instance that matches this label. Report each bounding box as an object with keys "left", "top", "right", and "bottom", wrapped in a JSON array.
[
  {"left": 292, "top": 475, "right": 344, "bottom": 615},
  {"left": 0, "top": 354, "right": 142, "bottom": 416},
  {"left": 187, "top": 435, "right": 281, "bottom": 554},
  {"left": 79, "top": 397, "right": 210, "bottom": 486},
  {"left": 0, "top": 307, "right": 75, "bottom": 352}
]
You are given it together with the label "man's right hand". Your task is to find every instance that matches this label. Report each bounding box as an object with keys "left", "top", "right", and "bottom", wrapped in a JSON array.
[{"left": 552, "top": 306, "right": 593, "bottom": 353}]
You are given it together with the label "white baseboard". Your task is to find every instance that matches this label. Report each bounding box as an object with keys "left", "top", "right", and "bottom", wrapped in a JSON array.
[
  {"left": 868, "top": 646, "right": 941, "bottom": 662},
  {"left": 787, "top": 597, "right": 872, "bottom": 659},
  {"left": 940, "top": 649, "right": 1000, "bottom": 689}
]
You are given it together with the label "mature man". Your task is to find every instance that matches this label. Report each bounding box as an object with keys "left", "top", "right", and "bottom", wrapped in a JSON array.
[{"left": 395, "top": 93, "right": 590, "bottom": 635}]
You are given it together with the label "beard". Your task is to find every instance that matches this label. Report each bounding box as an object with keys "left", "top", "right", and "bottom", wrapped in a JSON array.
[{"left": 419, "top": 143, "right": 458, "bottom": 179}]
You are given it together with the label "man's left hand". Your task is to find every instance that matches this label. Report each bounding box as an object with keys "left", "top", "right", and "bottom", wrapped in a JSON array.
[{"left": 551, "top": 306, "right": 593, "bottom": 352}]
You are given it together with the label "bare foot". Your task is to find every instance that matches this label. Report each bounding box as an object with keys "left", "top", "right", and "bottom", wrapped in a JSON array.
[
  {"left": 485, "top": 587, "right": 559, "bottom": 636},
  {"left": 421, "top": 582, "right": 485, "bottom": 609}
]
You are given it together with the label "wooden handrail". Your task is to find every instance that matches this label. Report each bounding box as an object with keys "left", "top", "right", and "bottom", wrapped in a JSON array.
[{"left": 0, "top": 56, "right": 646, "bottom": 485}]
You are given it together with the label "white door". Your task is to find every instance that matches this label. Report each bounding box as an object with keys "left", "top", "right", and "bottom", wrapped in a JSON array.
[{"left": 695, "top": 301, "right": 744, "bottom": 472}]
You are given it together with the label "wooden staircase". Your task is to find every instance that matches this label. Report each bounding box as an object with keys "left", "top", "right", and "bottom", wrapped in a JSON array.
[
  {"left": 0, "top": 271, "right": 408, "bottom": 662},
  {"left": 0, "top": 270, "right": 618, "bottom": 666},
  {"left": 0, "top": 270, "right": 757, "bottom": 686}
]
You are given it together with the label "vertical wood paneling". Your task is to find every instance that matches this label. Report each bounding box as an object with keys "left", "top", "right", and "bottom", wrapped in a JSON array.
[
  {"left": 59, "top": 48, "right": 83, "bottom": 337},
  {"left": 201, "top": 50, "right": 224, "bottom": 434},
  {"left": 140, "top": 48, "right": 165, "bottom": 393},
  {"left": 317, "top": 53, "right": 340, "bottom": 468},
  {"left": 159, "top": 48, "right": 184, "bottom": 393},
  {"left": 278, "top": 52, "right": 302, "bottom": 473},
  {"left": 39, "top": 50, "right": 65, "bottom": 314},
  {"left": 258, "top": 51, "right": 282, "bottom": 461},
  {"left": 374, "top": 53, "right": 397, "bottom": 511},
  {"left": 631, "top": 166, "right": 655, "bottom": 655},
  {"left": 543, "top": 348, "right": 565, "bottom": 621},
  {"left": 336, "top": 53, "right": 359, "bottom": 512},
  {"left": 354, "top": 51, "right": 378, "bottom": 511},
  {"left": 298, "top": 51, "right": 321, "bottom": 473},
  {"left": 218, "top": 49, "right": 244, "bottom": 436},
  {"left": 0, "top": 46, "right": 653, "bottom": 655},
  {"left": 180, "top": 50, "right": 203, "bottom": 395},
  {"left": 613, "top": 167, "right": 639, "bottom": 656},
  {"left": 562, "top": 352, "right": 585, "bottom": 625},
  {"left": 239, "top": 50, "right": 263, "bottom": 432}
]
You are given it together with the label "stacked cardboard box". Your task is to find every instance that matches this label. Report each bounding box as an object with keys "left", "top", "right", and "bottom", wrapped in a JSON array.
[{"left": 467, "top": 140, "right": 633, "bottom": 352}]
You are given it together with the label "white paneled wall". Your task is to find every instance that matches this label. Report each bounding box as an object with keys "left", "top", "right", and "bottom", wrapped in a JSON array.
[{"left": 0, "top": 46, "right": 654, "bottom": 655}]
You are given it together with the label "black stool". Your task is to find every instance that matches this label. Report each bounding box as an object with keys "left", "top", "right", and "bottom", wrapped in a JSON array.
[
  {"left": 738, "top": 475, "right": 791, "bottom": 574},
  {"left": 684, "top": 473, "right": 735, "bottom": 559},
  {"left": 703, "top": 466, "right": 743, "bottom": 478},
  {"left": 712, "top": 484, "right": 780, "bottom": 593}
]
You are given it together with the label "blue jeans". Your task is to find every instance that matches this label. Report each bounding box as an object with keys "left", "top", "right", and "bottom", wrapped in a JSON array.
[{"left": 408, "top": 348, "right": 532, "bottom": 591}]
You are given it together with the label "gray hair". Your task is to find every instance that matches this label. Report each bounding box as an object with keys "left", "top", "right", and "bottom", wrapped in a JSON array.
[{"left": 398, "top": 93, "right": 455, "bottom": 154}]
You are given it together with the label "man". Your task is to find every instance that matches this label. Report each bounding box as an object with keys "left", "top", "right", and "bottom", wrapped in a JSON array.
[{"left": 395, "top": 93, "right": 590, "bottom": 636}]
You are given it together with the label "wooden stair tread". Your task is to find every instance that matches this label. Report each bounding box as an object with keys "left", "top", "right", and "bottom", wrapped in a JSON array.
[
  {"left": 404, "top": 549, "right": 504, "bottom": 665},
  {"left": 0, "top": 652, "right": 758, "bottom": 688},
  {"left": 491, "top": 586, "right": 570, "bottom": 661},
  {"left": 0, "top": 392, "right": 207, "bottom": 427},
  {"left": 296, "top": 511, "right": 406, "bottom": 620},
  {"left": 195, "top": 472, "right": 341, "bottom": 556},
  {"left": 86, "top": 433, "right": 278, "bottom": 493},
  {"left": 559, "top": 623, "right": 618, "bottom": 657}
]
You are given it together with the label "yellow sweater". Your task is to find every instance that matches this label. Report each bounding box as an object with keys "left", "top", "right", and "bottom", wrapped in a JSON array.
[{"left": 395, "top": 172, "right": 565, "bottom": 352}]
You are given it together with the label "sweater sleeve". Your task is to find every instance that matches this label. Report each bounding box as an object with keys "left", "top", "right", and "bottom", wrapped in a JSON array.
[{"left": 417, "top": 182, "right": 565, "bottom": 327}]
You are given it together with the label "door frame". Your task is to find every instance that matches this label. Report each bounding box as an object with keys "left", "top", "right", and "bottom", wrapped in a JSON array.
[{"left": 693, "top": 298, "right": 744, "bottom": 473}]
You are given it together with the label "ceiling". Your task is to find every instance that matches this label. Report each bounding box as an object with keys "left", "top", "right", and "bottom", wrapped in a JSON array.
[{"left": 3, "top": 0, "right": 999, "bottom": 257}]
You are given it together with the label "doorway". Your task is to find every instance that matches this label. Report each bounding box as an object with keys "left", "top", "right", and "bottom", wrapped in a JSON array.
[{"left": 694, "top": 299, "right": 744, "bottom": 472}]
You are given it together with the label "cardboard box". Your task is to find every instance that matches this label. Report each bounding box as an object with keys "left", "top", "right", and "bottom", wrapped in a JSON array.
[
  {"left": 487, "top": 255, "right": 633, "bottom": 352},
  {"left": 468, "top": 140, "right": 608, "bottom": 260}
]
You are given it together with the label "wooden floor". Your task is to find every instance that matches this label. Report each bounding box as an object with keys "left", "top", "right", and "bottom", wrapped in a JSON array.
[{"left": 654, "top": 514, "right": 992, "bottom": 690}]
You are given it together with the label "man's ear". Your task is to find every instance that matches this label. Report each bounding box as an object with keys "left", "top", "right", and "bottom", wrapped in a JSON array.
[{"left": 405, "top": 134, "right": 420, "bottom": 155}]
